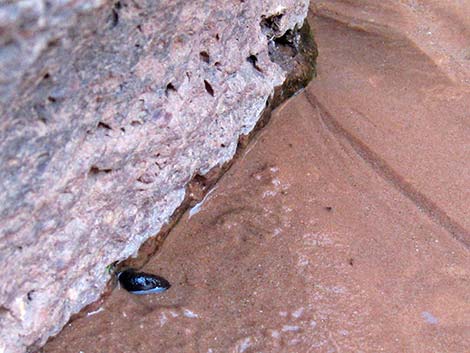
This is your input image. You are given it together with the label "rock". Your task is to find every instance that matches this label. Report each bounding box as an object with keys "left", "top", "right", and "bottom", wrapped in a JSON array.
[
  {"left": 311, "top": 0, "right": 470, "bottom": 84},
  {"left": 0, "top": 0, "right": 314, "bottom": 352},
  {"left": 43, "top": 2, "right": 470, "bottom": 352}
]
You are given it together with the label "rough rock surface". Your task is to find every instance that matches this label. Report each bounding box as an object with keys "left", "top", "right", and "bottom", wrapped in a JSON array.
[
  {"left": 43, "top": 1, "right": 469, "bottom": 352},
  {"left": 0, "top": 0, "right": 105, "bottom": 103},
  {"left": 0, "top": 0, "right": 311, "bottom": 352}
]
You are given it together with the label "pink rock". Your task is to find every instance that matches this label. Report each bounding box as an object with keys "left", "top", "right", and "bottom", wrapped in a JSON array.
[{"left": 0, "top": 0, "right": 310, "bottom": 352}]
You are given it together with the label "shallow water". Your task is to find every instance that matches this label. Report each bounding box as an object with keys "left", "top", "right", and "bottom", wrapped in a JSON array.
[{"left": 43, "top": 8, "right": 470, "bottom": 353}]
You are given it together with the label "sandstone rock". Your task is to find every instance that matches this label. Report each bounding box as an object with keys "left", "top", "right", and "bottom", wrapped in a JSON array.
[
  {"left": 0, "top": 0, "right": 312, "bottom": 352},
  {"left": 43, "top": 2, "right": 470, "bottom": 352},
  {"left": 312, "top": 0, "right": 470, "bottom": 85}
]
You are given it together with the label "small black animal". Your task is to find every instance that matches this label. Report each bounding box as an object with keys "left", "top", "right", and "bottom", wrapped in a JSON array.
[{"left": 118, "top": 269, "right": 171, "bottom": 295}]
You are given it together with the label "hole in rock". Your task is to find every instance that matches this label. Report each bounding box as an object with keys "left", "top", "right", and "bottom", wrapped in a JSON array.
[
  {"left": 165, "top": 82, "right": 177, "bottom": 96},
  {"left": 200, "top": 51, "right": 210, "bottom": 63},
  {"left": 27, "top": 290, "right": 35, "bottom": 301},
  {"left": 274, "top": 29, "right": 298, "bottom": 55},
  {"left": 47, "top": 37, "right": 61, "bottom": 48},
  {"left": 110, "top": 2, "right": 121, "bottom": 28},
  {"left": 260, "top": 13, "right": 284, "bottom": 35},
  {"left": 89, "top": 166, "right": 112, "bottom": 175},
  {"left": 111, "top": 9, "right": 119, "bottom": 27},
  {"left": 204, "top": 80, "right": 214, "bottom": 96},
  {"left": 193, "top": 173, "right": 208, "bottom": 188},
  {"left": 247, "top": 54, "right": 263, "bottom": 72},
  {"left": 97, "top": 121, "right": 112, "bottom": 130}
]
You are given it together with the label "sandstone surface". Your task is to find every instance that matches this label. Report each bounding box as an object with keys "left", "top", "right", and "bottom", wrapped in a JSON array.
[
  {"left": 43, "top": 1, "right": 470, "bottom": 352},
  {"left": 0, "top": 1, "right": 312, "bottom": 352}
]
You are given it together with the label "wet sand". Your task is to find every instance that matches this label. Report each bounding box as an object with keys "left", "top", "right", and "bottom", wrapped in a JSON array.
[{"left": 43, "top": 7, "right": 470, "bottom": 353}]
